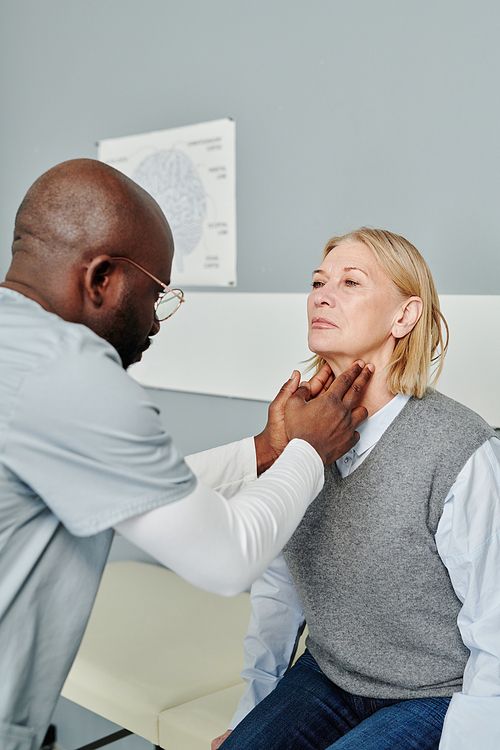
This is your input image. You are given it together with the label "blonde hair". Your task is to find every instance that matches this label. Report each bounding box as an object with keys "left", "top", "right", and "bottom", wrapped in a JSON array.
[{"left": 309, "top": 228, "right": 448, "bottom": 398}]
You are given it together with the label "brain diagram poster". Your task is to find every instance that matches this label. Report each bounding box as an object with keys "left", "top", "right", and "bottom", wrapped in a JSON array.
[{"left": 98, "top": 118, "right": 236, "bottom": 287}]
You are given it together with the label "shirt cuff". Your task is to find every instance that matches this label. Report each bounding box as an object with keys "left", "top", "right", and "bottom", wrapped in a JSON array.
[{"left": 228, "top": 682, "right": 270, "bottom": 729}]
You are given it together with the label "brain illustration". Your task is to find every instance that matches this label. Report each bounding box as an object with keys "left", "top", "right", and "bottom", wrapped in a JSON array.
[{"left": 133, "top": 150, "right": 206, "bottom": 271}]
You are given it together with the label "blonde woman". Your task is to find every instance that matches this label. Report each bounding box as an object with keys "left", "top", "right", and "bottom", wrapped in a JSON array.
[{"left": 214, "top": 229, "right": 500, "bottom": 750}]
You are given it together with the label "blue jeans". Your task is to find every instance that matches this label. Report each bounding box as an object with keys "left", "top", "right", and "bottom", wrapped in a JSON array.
[{"left": 223, "top": 651, "right": 451, "bottom": 750}]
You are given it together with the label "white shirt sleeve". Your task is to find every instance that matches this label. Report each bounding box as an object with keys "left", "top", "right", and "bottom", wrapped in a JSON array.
[
  {"left": 185, "top": 437, "right": 257, "bottom": 499},
  {"left": 436, "top": 436, "right": 500, "bottom": 750},
  {"left": 115, "top": 439, "right": 324, "bottom": 597},
  {"left": 229, "top": 552, "right": 305, "bottom": 728}
]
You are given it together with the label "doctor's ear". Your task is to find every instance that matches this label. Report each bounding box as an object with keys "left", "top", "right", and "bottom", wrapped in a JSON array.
[
  {"left": 83, "top": 255, "right": 116, "bottom": 307},
  {"left": 392, "top": 297, "right": 423, "bottom": 339}
]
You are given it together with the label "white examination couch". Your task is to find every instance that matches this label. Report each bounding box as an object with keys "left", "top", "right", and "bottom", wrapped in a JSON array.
[{"left": 61, "top": 561, "right": 257, "bottom": 749}]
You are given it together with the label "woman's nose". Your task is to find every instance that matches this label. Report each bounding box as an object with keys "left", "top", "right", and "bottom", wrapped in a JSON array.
[{"left": 314, "top": 286, "right": 336, "bottom": 306}]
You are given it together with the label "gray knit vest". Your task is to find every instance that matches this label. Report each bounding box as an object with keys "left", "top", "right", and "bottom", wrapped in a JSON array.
[{"left": 283, "top": 390, "right": 494, "bottom": 699}]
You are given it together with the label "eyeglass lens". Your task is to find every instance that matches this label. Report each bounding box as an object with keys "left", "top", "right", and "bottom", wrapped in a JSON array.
[{"left": 156, "top": 291, "right": 183, "bottom": 321}]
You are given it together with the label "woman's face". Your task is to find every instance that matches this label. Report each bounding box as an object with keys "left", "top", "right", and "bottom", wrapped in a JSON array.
[{"left": 307, "top": 241, "right": 405, "bottom": 375}]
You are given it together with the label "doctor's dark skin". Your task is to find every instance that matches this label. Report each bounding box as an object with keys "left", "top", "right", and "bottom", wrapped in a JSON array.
[
  {"left": 1, "top": 158, "right": 373, "bottom": 470},
  {"left": 2, "top": 159, "right": 169, "bottom": 370}
]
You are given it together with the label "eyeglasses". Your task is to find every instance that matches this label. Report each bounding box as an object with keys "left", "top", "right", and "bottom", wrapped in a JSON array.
[{"left": 113, "top": 256, "right": 185, "bottom": 321}]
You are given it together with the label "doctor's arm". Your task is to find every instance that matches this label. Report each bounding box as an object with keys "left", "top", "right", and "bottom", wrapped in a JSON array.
[
  {"left": 115, "top": 438, "right": 323, "bottom": 596},
  {"left": 116, "top": 363, "right": 372, "bottom": 597}
]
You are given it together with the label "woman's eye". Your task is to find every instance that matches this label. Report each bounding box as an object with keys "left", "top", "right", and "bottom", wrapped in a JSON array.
[
  {"left": 311, "top": 280, "right": 324, "bottom": 288},
  {"left": 345, "top": 279, "right": 358, "bottom": 287}
]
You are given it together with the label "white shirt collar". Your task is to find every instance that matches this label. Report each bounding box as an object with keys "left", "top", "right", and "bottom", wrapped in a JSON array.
[{"left": 354, "top": 393, "right": 410, "bottom": 458}]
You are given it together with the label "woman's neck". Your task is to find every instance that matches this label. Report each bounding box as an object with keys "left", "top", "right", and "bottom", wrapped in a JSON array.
[
  {"left": 356, "top": 377, "right": 396, "bottom": 418},
  {"left": 327, "top": 357, "right": 396, "bottom": 418}
]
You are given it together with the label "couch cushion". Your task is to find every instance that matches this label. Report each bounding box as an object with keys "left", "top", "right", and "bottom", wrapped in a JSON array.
[
  {"left": 61, "top": 561, "right": 251, "bottom": 744},
  {"left": 159, "top": 684, "right": 246, "bottom": 750}
]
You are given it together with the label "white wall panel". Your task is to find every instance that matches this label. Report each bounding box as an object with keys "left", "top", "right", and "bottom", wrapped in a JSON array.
[{"left": 131, "top": 293, "right": 500, "bottom": 427}]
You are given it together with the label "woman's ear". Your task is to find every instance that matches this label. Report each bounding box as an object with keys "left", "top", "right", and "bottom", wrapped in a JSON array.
[
  {"left": 83, "top": 255, "right": 115, "bottom": 307},
  {"left": 392, "top": 296, "right": 423, "bottom": 339}
]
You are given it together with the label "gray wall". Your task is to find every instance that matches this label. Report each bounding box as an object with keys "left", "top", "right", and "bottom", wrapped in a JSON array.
[
  {"left": 2, "top": 0, "right": 499, "bottom": 457},
  {"left": 2, "top": 2, "right": 499, "bottom": 747}
]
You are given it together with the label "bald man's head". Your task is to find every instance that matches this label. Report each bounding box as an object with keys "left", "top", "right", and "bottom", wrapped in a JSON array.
[
  {"left": 2, "top": 158, "right": 175, "bottom": 368},
  {"left": 13, "top": 158, "right": 169, "bottom": 264}
]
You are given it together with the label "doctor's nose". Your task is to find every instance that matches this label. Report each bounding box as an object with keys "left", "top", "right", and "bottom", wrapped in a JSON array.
[{"left": 150, "top": 315, "right": 161, "bottom": 336}]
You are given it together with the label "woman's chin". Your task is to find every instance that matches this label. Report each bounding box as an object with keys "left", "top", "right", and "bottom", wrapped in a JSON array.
[
  {"left": 308, "top": 339, "right": 370, "bottom": 373},
  {"left": 317, "top": 354, "right": 365, "bottom": 376}
]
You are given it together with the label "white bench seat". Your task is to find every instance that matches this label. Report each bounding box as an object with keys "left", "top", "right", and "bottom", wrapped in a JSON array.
[
  {"left": 61, "top": 561, "right": 251, "bottom": 747},
  {"left": 159, "top": 684, "right": 246, "bottom": 750}
]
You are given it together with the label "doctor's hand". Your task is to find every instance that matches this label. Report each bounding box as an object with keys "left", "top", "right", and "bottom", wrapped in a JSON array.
[
  {"left": 211, "top": 730, "right": 232, "bottom": 749},
  {"left": 285, "top": 361, "right": 373, "bottom": 466},
  {"left": 254, "top": 363, "right": 334, "bottom": 475}
]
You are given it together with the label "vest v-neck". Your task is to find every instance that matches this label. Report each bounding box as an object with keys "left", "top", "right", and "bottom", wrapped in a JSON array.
[{"left": 333, "top": 393, "right": 411, "bottom": 483}]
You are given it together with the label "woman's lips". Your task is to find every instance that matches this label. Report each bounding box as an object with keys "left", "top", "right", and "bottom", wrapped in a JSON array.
[{"left": 311, "top": 317, "right": 338, "bottom": 329}]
